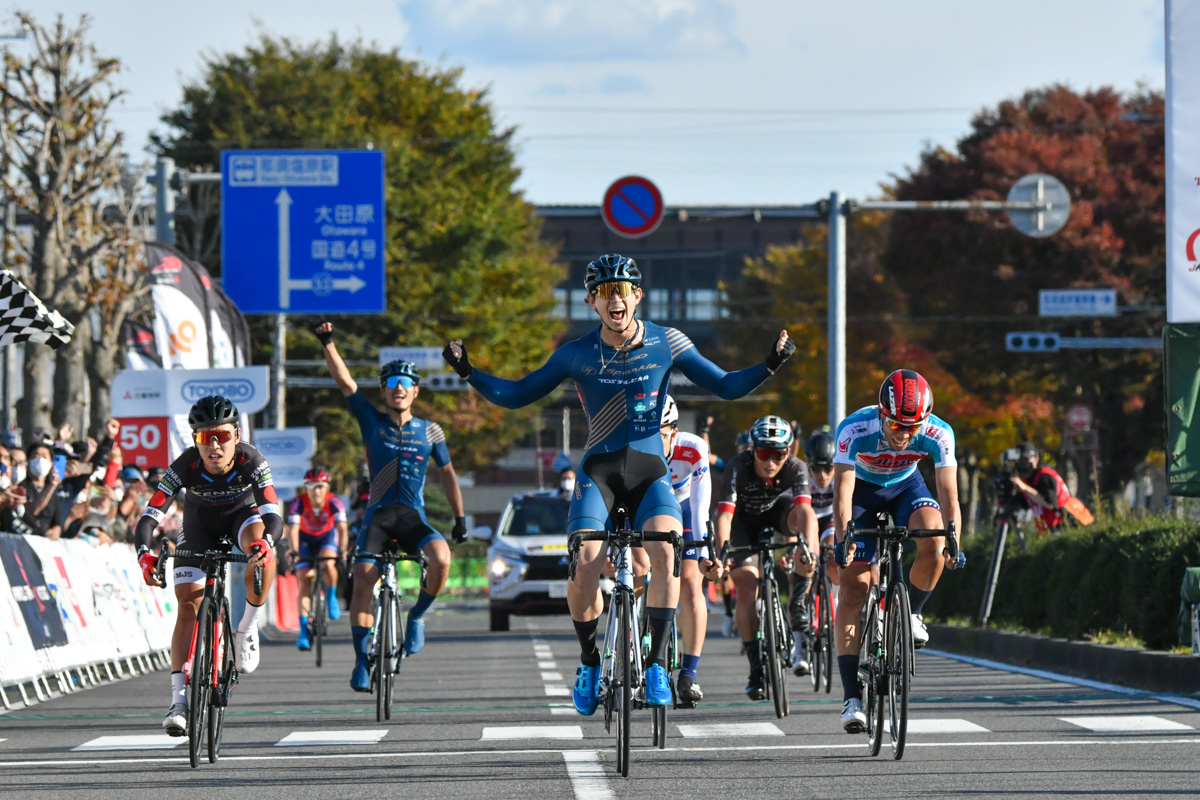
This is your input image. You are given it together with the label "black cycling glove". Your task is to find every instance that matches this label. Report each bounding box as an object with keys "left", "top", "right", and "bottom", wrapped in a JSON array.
[
  {"left": 765, "top": 335, "right": 796, "bottom": 373},
  {"left": 312, "top": 321, "right": 334, "bottom": 347},
  {"left": 443, "top": 340, "right": 472, "bottom": 379},
  {"left": 451, "top": 516, "right": 468, "bottom": 544}
]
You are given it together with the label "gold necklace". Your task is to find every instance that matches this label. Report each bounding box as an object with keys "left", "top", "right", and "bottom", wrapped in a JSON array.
[{"left": 599, "top": 319, "right": 640, "bottom": 374}]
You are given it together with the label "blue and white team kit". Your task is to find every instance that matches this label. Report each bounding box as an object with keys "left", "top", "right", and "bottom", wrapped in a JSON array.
[
  {"left": 668, "top": 430, "right": 712, "bottom": 560},
  {"left": 833, "top": 405, "right": 956, "bottom": 562}
]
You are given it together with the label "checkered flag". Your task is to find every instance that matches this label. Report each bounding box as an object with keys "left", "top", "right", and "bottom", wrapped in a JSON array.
[{"left": 0, "top": 269, "right": 75, "bottom": 349}]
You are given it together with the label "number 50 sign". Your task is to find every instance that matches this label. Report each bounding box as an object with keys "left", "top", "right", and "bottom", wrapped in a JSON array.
[{"left": 117, "top": 417, "right": 170, "bottom": 470}]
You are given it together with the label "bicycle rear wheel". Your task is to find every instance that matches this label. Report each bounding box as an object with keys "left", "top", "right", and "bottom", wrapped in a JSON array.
[
  {"left": 806, "top": 580, "right": 820, "bottom": 692},
  {"left": 375, "top": 587, "right": 390, "bottom": 723},
  {"left": 819, "top": 574, "right": 834, "bottom": 694},
  {"left": 313, "top": 574, "right": 326, "bottom": 668},
  {"left": 618, "top": 596, "right": 632, "bottom": 778},
  {"left": 886, "top": 583, "right": 912, "bottom": 760},
  {"left": 763, "top": 581, "right": 787, "bottom": 719},
  {"left": 188, "top": 598, "right": 213, "bottom": 769},
  {"left": 863, "top": 587, "right": 884, "bottom": 757},
  {"left": 208, "top": 596, "right": 233, "bottom": 763}
]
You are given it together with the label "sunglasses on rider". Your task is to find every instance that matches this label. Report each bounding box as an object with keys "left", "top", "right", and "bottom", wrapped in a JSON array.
[
  {"left": 382, "top": 375, "right": 416, "bottom": 390},
  {"left": 193, "top": 429, "right": 236, "bottom": 446},
  {"left": 883, "top": 418, "right": 924, "bottom": 433},
  {"left": 592, "top": 281, "right": 636, "bottom": 300},
  {"left": 754, "top": 447, "right": 788, "bottom": 462}
]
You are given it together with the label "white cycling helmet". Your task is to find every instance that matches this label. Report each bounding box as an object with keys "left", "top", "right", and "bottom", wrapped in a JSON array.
[
  {"left": 750, "top": 414, "right": 793, "bottom": 451},
  {"left": 660, "top": 395, "right": 679, "bottom": 427}
]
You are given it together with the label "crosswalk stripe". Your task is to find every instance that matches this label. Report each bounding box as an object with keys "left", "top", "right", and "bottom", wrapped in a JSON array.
[
  {"left": 276, "top": 730, "right": 389, "bottom": 746},
  {"left": 541, "top": 671, "right": 564, "bottom": 682},
  {"left": 481, "top": 726, "right": 583, "bottom": 740},
  {"left": 549, "top": 703, "right": 577, "bottom": 716},
  {"left": 887, "top": 719, "right": 991, "bottom": 734},
  {"left": 676, "top": 723, "right": 785, "bottom": 738},
  {"left": 72, "top": 735, "right": 185, "bottom": 751},
  {"left": 1060, "top": 715, "right": 1194, "bottom": 733},
  {"left": 538, "top": 661, "right": 558, "bottom": 669},
  {"left": 563, "top": 750, "right": 615, "bottom": 800},
  {"left": 545, "top": 685, "right": 571, "bottom": 697}
]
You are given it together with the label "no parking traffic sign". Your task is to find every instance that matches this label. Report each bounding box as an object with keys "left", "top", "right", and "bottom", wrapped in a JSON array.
[{"left": 602, "top": 176, "right": 664, "bottom": 238}]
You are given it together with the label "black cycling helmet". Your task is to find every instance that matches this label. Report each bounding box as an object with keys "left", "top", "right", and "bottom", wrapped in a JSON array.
[
  {"left": 805, "top": 431, "right": 836, "bottom": 468},
  {"left": 379, "top": 359, "right": 420, "bottom": 386},
  {"left": 584, "top": 253, "right": 641, "bottom": 292},
  {"left": 188, "top": 395, "right": 240, "bottom": 430}
]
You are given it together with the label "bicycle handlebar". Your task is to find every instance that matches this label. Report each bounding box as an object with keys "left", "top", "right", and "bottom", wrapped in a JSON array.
[
  {"left": 840, "top": 521, "right": 965, "bottom": 569},
  {"left": 567, "top": 529, "right": 684, "bottom": 580},
  {"left": 157, "top": 548, "right": 265, "bottom": 593}
]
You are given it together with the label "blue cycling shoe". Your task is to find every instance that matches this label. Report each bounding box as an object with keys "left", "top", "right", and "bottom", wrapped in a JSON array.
[
  {"left": 573, "top": 664, "right": 601, "bottom": 716},
  {"left": 350, "top": 659, "right": 371, "bottom": 693},
  {"left": 327, "top": 587, "right": 342, "bottom": 621},
  {"left": 296, "top": 626, "right": 311, "bottom": 651},
  {"left": 644, "top": 663, "right": 673, "bottom": 706},
  {"left": 403, "top": 616, "right": 425, "bottom": 655}
]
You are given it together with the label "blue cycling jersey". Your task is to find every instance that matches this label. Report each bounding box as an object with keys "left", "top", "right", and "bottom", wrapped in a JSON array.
[
  {"left": 345, "top": 390, "right": 451, "bottom": 522},
  {"left": 469, "top": 321, "right": 771, "bottom": 458},
  {"left": 833, "top": 405, "right": 956, "bottom": 488}
]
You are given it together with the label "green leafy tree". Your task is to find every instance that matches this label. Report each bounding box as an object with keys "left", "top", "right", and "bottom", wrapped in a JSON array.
[{"left": 153, "top": 35, "right": 563, "bottom": 471}]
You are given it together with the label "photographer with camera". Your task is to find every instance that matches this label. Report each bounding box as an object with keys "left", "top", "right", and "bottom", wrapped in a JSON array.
[{"left": 1009, "top": 442, "right": 1086, "bottom": 534}]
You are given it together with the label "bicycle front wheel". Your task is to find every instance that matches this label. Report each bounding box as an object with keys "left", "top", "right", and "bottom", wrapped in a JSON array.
[
  {"left": 375, "top": 587, "right": 390, "bottom": 723},
  {"left": 818, "top": 573, "right": 834, "bottom": 694},
  {"left": 618, "top": 596, "right": 632, "bottom": 778},
  {"left": 188, "top": 597, "right": 213, "bottom": 769},
  {"left": 886, "top": 583, "right": 912, "bottom": 760},
  {"left": 763, "top": 581, "right": 787, "bottom": 719},
  {"left": 313, "top": 574, "right": 326, "bottom": 668},
  {"left": 806, "top": 579, "right": 820, "bottom": 693},
  {"left": 207, "top": 596, "right": 234, "bottom": 763},
  {"left": 863, "top": 587, "right": 884, "bottom": 757},
  {"left": 385, "top": 594, "right": 400, "bottom": 719}
]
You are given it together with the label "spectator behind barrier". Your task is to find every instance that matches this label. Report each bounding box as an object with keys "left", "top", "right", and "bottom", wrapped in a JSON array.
[{"left": 17, "top": 440, "right": 66, "bottom": 538}]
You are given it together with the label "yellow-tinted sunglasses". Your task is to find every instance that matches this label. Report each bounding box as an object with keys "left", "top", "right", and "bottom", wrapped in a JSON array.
[{"left": 593, "top": 281, "right": 636, "bottom": 300}]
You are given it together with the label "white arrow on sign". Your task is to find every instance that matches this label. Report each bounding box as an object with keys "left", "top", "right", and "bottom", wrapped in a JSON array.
[{"left": 275, "top": 188, "right": 369, "bottom": 308}]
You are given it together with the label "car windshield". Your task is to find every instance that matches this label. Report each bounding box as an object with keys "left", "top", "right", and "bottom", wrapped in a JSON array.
[{"left": 498, "top": 496, "right": 570, "bottom": 537}]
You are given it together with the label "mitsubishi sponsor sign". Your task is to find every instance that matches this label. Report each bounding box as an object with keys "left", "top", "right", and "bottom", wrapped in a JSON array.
[{"left": 112, "top": 367, "right": 271, "bottom": 417}]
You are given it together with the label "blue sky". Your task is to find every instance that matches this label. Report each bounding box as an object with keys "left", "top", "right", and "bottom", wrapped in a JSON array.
[{"left": 18, "top": 1, "right": 1165, "bottom": 205}]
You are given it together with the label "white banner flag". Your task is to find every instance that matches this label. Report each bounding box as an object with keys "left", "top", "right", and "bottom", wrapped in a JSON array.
[{"left": 1167, "top": 0, "right": 1200, "bottom": 322}]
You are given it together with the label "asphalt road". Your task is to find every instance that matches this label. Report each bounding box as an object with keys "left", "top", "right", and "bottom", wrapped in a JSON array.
[{"left": 3, "top": 600, "right": 1200, "bottom": 798}]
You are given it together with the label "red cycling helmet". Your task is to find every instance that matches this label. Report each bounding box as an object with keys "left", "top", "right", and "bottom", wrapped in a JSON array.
[
  {"left": 878, "top": 369, "right": 933, "bottom": 426},
  {"left": 303, "top": 467, "right": 331, "bottom": 486}
]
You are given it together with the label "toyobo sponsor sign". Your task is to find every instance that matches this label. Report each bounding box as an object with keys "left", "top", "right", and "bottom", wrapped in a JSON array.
[
  {"left": 253, "top": 428, "right": 316, "bottom": 462},
  {"left": 112, "top": 367, "right": 271, "bottom": 417}
]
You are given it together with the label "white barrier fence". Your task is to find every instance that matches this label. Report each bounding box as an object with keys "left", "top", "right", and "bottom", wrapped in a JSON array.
[{"left": 0, "top": 533, "right": 176, "bottom": 709}]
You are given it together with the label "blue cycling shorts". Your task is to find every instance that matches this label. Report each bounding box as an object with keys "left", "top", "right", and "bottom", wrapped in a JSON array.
[
  {"left": 295, "top": 528, "right": 339, "bottom": 570},
  {"left": 569, "top": 448, "right": 683, "bottom": 534},
  {"left": 846, "top": 471, "right": 941, "bottom": 564}
]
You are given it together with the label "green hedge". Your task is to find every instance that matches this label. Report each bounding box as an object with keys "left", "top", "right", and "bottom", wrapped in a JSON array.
[{"left": 922, "top": 516, "right": 1200, "bottom": 650}]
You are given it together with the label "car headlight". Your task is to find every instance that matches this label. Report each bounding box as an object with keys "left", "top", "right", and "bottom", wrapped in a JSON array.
[{"left": 490, "top": 553, "right": 526, "bottom": 581}]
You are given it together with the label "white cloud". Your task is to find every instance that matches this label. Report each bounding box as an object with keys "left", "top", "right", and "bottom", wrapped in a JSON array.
[{"left": 398, "top": 0, "right": 744, "bottom": 64}]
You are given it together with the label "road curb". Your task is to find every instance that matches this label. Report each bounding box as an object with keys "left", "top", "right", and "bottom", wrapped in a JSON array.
[{"left": 928, "top": 623, "right": 1200, "bottom": 695}]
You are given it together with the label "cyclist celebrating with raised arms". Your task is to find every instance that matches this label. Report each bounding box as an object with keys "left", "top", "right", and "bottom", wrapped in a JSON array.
[
  {"left": 314, "top": 322, "right": 467, "bottom": 693},
  {"left": 659, "top": 395, "right": 714, "bottom": 707},
  {"left": 832, "top": 369, "right": 961, "bottom": 733},
  {"left": 711, "top": 415, "right": 817, "bottom": 699},
  {"left": 135, "top": 396, "right": 281, "bottom": 737},
  {"left": 443, "top": 253, "right": 795, "bottom": 715},
  {"left": 287, "top": 467, "right": 349, "bottom": 650}
]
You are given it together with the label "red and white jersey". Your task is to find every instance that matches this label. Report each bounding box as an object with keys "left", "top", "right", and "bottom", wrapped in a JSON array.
[
  {"left": 669, "top": 431, "right": 712, "bottom": 532},
  {"left": 287, "top": 494, "right": 348, "bottom": 536}
]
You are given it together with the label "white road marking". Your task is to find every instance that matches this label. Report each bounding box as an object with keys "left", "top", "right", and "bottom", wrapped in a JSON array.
[
  {"left": 551, "top": 704, "right": 578, "bottom": 716},
  {"left": 676, "top": 723, "right": 785, "bottom": 738},
  {"left": 925, "top": 649, "right": 1200, "bottom": 711},
  {"left": 541, "top": 671, "right": 564, "bottom": 682},
  {"left": 11, "top": 738, "right": 1200, "bottom": 768},
  {"left": 72, "top": 736, "right": 185, "bottom": 752},
  {"left": 275, "top": 730, "right": 389, "bottom": 747},
  {"left": 1060, "top": 716, "right": 1194, "bottom": 733},
  {"left": 545, "top": 686, "right": 571, "bottom": 697},
  {"left": 534, "top": 647, "right": 554, "bottom": 656},
  {"left": 562, "top": 750, "right": 614, "bottom": 800},
  {"left": 886, "top": 719, "right": 991, "bottom": 734},
  {"left": 538, "top": 661, "right": 558, "bottom": 669},
  {"left": 481, "top": 726, "right": 583, "bottom": 741}
]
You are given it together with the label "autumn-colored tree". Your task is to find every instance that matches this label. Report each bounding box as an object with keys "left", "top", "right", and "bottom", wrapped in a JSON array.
[{"left": 153, "top": 36, "right": 563, "bottom": 474}]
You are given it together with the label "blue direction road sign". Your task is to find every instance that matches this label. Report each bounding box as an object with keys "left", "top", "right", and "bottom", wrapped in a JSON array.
[
  {"left": 601, "top": 176, "right": 664, "bottom": 238},
  {"left": 221, "top": 150, "right": 386, "bottom": 314},
  {"left": 1038, "top": 289, "right": 1117, "bottom": 317}
]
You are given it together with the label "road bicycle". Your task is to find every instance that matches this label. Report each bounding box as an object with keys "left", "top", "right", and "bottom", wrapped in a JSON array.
[
  {"left": 306, "top": 555, "right": 341, "bottom": 667},
  {"left": 156, "top": 544, "right": 263, "bottom": 769},
  {"left": 569, "top": 509, "right": 682, "bottom": 777},
  {"left": 800, "top": 543, "right": 836, "bottom": 693},
  {"left": 848, "top": 518, "right": 963, "bottom": 760},
  {"left": 722, "top": 526, "right": 795, "bottom": 719},
  {"left": 357, "top": 544, "right": 427, "bottom": 722}
]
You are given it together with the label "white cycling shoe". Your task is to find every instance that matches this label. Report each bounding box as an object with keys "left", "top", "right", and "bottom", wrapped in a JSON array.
[
  {"left": 162, "top": 703, "right": 187, "bottom": 737},
  {"left": 911, "top": 614, "right": 930, "bottom": 649},
  {"left": 841, "top": 698, "right": 867, "bottom": 733},
  {"left": 236, "top": 628, "right": 260, "bottom": 673}
]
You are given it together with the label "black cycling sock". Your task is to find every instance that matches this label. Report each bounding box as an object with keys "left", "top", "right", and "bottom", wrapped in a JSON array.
[
  {"left": 908, "top": 583, "right": 933, "bottom": 614},
  {"left": 838, "top": 654, "right": 861, "bottom": 701},
  {"left": 574, "top": 618, "right": 601, "bottom": 667},
  {"left": 647, "top": 607, "right": 674, "bottom": 668},
  {"left": 744, "top": 642, "right": 760, "bottom": 670},
  {"left": 791, "top": 574, "right": 811, "bottom": 601},
  {"left": 722, "top": 594, "right": 734, "bottom": 616}
]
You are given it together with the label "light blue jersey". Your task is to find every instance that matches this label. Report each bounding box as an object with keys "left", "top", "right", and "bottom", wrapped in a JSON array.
[{"left": 833, "top": 406, "right": 956, "bottom": 488}]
